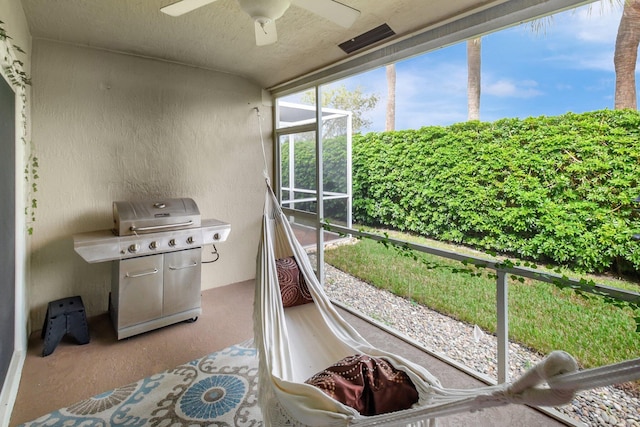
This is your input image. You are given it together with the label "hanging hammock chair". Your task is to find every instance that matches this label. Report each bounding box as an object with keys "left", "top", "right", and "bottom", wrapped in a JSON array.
[{"left": 254, "top": 182, "right": 640, "bottom": 427}]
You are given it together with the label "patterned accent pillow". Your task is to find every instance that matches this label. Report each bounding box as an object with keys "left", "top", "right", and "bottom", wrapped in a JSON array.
[
  {"left": 275, "top": 256, "right": 313, "bottom": 308},
  {"left": 305, "top": 354, "right": 419, "bottom": 416}
]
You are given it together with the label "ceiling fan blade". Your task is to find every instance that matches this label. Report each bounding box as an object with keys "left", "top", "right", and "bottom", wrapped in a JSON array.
[
  {"left": 255, "top": 20, "right": 278, "bottom": 46},
  {"left": 292, "top": 0, "right": 360, "bottom": 28},
  {"left": 160, "top": 0, "right": 220, "bottom": 17}
]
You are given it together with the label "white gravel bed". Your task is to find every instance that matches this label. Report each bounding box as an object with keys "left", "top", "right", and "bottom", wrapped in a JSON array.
[{"left": 315, "top": 257, "right": 640, "bottom": 427}]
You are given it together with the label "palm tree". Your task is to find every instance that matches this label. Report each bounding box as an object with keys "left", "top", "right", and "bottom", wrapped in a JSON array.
[
  {"left": 467, "top": 38, "right": 481, "bottom": 120},
  {"left": 386, "top": 64, "right": 396, "bottom": 131},
  {"left": 614, "top": 0, "right": 640, "bottom": 109}
]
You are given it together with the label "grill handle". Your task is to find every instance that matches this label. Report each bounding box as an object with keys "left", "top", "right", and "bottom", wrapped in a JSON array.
[
  {"left": 125, "top": 268, "right": 159, "bottom": 278},
  {"left": 169, "top": 262, "right": 198, "bottom": 271},
  {"left": 130, "top": 220, "right": 194, "bottom": 233}
]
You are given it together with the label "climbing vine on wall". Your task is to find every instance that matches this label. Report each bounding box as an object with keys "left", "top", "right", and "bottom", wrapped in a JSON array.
[{"left": 0, "top": 19, "right": 37, "bottom": 234}]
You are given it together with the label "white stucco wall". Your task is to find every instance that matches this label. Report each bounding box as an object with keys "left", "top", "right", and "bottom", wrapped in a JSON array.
[
  {"left": 29, "top": 40, "right": 271, "bottom": 328},
  {"left": 1, "top": 0, "right": 31, "bottom": 53}
]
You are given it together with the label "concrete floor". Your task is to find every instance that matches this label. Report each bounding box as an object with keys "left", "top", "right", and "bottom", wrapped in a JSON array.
[{"left": 10, "top": 280, "right": 575, "bottom": 426}]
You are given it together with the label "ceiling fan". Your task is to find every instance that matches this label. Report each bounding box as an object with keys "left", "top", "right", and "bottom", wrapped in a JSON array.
[{"left": 161, "top": 0, "right": 360, "bottom": 46}]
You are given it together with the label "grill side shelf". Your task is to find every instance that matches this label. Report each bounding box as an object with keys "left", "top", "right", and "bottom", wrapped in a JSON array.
[{"left": 73, "top": 219, "right": 231, "bottom": 263}]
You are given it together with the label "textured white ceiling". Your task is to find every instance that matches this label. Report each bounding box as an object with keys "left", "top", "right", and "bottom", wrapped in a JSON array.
[{"left": 20, "top": 0, "right": 509, "bottom": 88}]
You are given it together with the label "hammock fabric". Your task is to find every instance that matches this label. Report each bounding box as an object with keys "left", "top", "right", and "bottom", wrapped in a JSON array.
[{"left": 254, "top": 183, "right": 640, "bottom": 427}]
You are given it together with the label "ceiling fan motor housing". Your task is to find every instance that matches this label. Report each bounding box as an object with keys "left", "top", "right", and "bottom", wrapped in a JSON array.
[{"left": 238, "top": 0, "right": 291, "bottom": 22}]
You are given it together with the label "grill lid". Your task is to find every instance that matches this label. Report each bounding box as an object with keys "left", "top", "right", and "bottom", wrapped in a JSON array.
[{"left": 113, "top": 198, "right": 201, "bottom": 236}]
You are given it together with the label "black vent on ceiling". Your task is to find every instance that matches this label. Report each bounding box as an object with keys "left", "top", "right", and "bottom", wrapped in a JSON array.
[{"left": 339, "top": 23, "right": 395, "bottom": 54}]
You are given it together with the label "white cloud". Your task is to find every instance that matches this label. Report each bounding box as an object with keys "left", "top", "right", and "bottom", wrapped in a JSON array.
[
  {"left": 398, "top": 60, "right": 468, "bottom": 96},
  {"left": 484, "top": 79, "right": 543, "bottom": 98},
  {"left": 484, "top": 80, "right": 516, "bottom": 96},
  {"left": 576, "top": 51, "right": 616, "bottom": 72},
  {"left": 514, "top": 1, "right": 622, "bottom": 74},
  {"left": 555, "top": 83, "right": 573, "bottom": 91},
  {"left": 542, "top": 0, "right": 621, "bottom": 44},
  {"left": 346, "top": 59, "right": 471, "bottom": 130},
  {"left": 541, "top": 49, "right": 616, "bottom": 73},
  {"left": 571, "top": 2, "right": 621, "bottom": 44},
  {"left": 584, "top": 77, "right": 615, "bottom": 92}
]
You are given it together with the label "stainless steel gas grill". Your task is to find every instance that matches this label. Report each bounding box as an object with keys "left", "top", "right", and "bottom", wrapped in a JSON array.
[{"left": 73, "top": 198, "right": 230, "bottom": 339}]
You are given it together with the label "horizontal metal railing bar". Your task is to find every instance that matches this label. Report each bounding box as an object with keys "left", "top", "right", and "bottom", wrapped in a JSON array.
[
  {"left": 281, "top": 208, "right": 352, "bottom": 230},
  {"left": 281, "top": 187, "right": 348, "bottom": 196},
  {"left": 282, "top": 195, "right": 348, "bottom": 204},
  {"left": 324, "top": 223, "right": 640, "bottom": 304}
]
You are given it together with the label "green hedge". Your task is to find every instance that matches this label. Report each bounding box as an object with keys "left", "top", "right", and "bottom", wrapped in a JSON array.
[{"left": 352, "top": 110, "right": 640, "bottom": 274}]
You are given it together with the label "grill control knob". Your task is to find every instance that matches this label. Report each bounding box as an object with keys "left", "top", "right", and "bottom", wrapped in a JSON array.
[
  {"left": 169, "top": 239, "right": 176, "bottom": 247},
  {"left": 149, "top": 241, "right": 158, "bottom": 250},
  {"left": 186, "top": 236, "right": 194, "bottom": 244},
  {"left": 128, "top": 244, "right": 140, "bottom": 253}
]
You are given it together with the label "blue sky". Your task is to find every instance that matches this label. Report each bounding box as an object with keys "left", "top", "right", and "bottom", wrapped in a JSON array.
[{"left": 329, "top": 0, "right": 631, "bottom": 132}]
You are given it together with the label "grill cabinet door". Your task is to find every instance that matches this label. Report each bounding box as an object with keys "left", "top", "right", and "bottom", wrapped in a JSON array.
[
  {"left": 116, "top": 255, "right": 164, "bottom": 328},
  {"left": 163, "top": 248, "right": 201, "bottom": 316}
]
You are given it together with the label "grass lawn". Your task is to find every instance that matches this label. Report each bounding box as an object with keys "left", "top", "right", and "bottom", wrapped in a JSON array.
[{"left": 324, "top": 234, "right": 640, "bottom": 370}]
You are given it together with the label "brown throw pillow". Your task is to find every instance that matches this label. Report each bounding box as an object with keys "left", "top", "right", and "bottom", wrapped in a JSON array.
[
  {"left": 305, "top": 354, "right": 419, "bottom": 416},
  {"left": 276, "top": 256, "right": 313, "bottom": 308}
]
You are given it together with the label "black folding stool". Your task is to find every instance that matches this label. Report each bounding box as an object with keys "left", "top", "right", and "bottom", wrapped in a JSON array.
[{"left": 41, "top": 296, "right": 90, "bottom": 357}]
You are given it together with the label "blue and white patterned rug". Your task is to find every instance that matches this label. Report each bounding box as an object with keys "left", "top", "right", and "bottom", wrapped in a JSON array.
[{"left": 20, "top": 341, "right": 262, "bottom": 426}]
